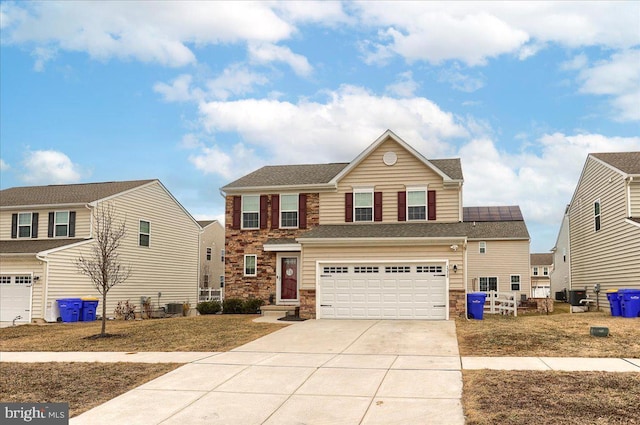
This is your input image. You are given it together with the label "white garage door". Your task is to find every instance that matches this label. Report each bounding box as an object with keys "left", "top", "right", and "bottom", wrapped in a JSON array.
[
  {"left": 319, "top": 263, "right": 447, "bottom": 320},
  {"left": 0, "top": 275, "right": 32, "bottom": 323}
]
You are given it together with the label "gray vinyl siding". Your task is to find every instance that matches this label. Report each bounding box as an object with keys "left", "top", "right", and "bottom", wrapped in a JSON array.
[
  {"left": 320, "top": 138, "right": 461, "bottom": 224},
  {"left": 569, "top": 158, "right": 640, "bottom": 309},
  {"left": 466, "top": 240, "right": 531, "bottom": 297},
  {"left": 42, "top": 182, "right": 200, "bottom": 318}
]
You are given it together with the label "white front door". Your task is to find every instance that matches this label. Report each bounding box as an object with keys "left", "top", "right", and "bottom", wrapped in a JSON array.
[
  {"left": 276, "top": 253, "right": 300, "bottom": 304},
  {"left": 0, "top": 274, "right": 32, "bottom": 323},
  {"left": 318, "top": 262, "right": 448, "bottom": 320}
]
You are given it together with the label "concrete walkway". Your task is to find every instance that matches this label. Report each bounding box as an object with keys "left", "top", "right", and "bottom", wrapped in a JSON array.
[{"left": 1, "top": 320, "right": 639, "bottom": 425}]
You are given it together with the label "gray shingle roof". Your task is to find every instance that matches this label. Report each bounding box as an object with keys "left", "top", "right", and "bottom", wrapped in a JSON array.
[
  {"left": 298, "top": 220, "right": 529, "bottom": 240},
  {"left": 197, "top": 220, "right": 218, "bottom": 228},
  {"left": 222, "top": 163, "right": 349, "bottom": 190},
  {"left": 430, "top": 159, "right": 463, "bottom": 180},
  {"left": 531, "top": 253, "right": 553, "bottom": 265},
  {"left": 591, "top": 152, "right": 640, "bottom": 175},
  {"left": 0, "top": 180, "right": 155, "bottom": 207},
  {"left": 0, "top": 239, "right": 87, "bottom": 254}
]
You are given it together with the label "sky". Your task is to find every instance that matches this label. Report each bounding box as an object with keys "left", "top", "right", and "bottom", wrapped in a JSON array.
[{"left": 1, "top": 1, "right": 639, "bottom": 253}]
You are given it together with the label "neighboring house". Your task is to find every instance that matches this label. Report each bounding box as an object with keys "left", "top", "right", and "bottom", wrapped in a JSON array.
[
  {"left": 567, "top": 152, "right": 640, "bottom": 309},
  {"left": 197, "top": 220, "right": 225, "bottom": 301},
  {"left": 530, "top": 253, "right": 553, "bottom": 298},
  {"left": 0, "top": 180, "right": 200, "bottom": 323},
  {"left": 550, "top": 205, "right": 571, "bottom": 299},
  {"left": 221, "top": 130, "right": 530, "bottom": 319}
]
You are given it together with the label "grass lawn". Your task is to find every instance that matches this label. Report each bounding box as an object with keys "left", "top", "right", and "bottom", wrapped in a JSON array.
[
  {"left": 456, "top": 303, "right": 640, "bottom": 357},
  {"left": 0, "top": 314, "right": 287, "bottom": 417},
  {"left": 0, "top": 314, "right": 287, "bottom": 352}
]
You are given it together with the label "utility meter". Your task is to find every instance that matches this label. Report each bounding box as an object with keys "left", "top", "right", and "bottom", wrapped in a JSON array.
[{"left": 593, "top": 283, "right": 601, "bottom": 293}]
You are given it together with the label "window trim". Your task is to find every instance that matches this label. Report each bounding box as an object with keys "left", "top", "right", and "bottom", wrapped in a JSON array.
[
  {"left": 533, "top": 266, "right": 539, "bottom": 276},
  {"left": 543, "top": 267, "right": 549, "bottom": 276},
  {"left": 54, "top": 211, "right": 70, "bottom": 237},
  {"left": 221, "top": 249, "right": 225, "bottom": 263},
  {"left": 139, "top": 219, "right": 150, "bottom": 247},
  {"left": 18, "top": 212, "right": 33, "bottom": 238},
  {"left": 280, "top": 193, "right": 299, "bottom": 229},
  {"left": 479, "top": 276, "right": 498, "bottom": 292},
  {"left": 479, "top": 241, "right": 487, "bottom": 254},
  {"left": 510, "top": 275, "right": 521, "bottom": 291},
  {"left": 594, "top": 199, "right": 601, "bottom": 232},
  {"left": 241, "top": 195, "right": 260, "bottom": 230},
  {"left": 406, "top": 186, "right": 427, "bottom": 221},
  {"left": 206, "top": 247, "right": 212, "bottom": 261},
  {"left": 353, "top": 188, "right": 374, "bottom": 222},
  {"left": 219, "top": 275, "right": 225, "bottom": 287},
  {"left": 244, "top": 254, "right": 257, "bottom": 277}
]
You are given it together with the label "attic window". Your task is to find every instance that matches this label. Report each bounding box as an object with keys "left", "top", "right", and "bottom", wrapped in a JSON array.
[{"left": 594, "top": 200, "right": 601, "bottom": 231}]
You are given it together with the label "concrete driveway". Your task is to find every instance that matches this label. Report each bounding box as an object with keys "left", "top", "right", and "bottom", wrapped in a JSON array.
[{"left": 72, "top": 320, "right": 464, "bottom": 425}]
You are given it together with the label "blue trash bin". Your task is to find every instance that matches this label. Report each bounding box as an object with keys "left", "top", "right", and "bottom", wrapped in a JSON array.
[
  {"left": 606, "top": 290, "right": 621, "bottom": 317},
  {"left": 57, "top": 298, "right": 83, "bottom": 323},
  {"left": 619, "top": 289, "right": 640, "bottom": 318},
  {"left": 80, "top": 298, "right": 99, "bottom": 321},
  {"left": 467, "top": 292, "right": 487, "bottom": 320}
]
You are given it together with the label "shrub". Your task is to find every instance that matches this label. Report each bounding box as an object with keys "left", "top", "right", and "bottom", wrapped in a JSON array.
[
  {"left": 222, "top": 298, "right": 244, "bottom": 314},
  {"left": 243, "top": 297, "right": 264, "bottom": 314},
  {"left": 196, "top": 300, "right": 222, "bottom": 315}
]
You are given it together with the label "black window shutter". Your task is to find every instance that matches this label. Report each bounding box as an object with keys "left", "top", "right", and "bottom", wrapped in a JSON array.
[
  {"left": 428, "top": 190, "right": 436, "bottom": 220},
  {"left": 397, "top": 191, "right": 406, "bottom": 221},
  {"left": 374, "top": 192, "right": 383, "bottom": 222},
  {"left": 69, "top": 211, "right": 76, "bottom": 237},
  {"left": 271, "top": 194, "right": 279, "bottom": 229},
  {"left": 48, "top": 212, "right": 54, "bottom": 237},
  {"left": 345, "top": 193, "right": 353, "bottom": 222},
  {"left": 232, "top": 196, "right": 241, "bottom": 229},
  {"left": 260, "top": 195, "right": 268, "bottom": 229},
  {"left": 299, "top": 194, "right": 307, "bottom": 229},
  {"left": 31, "top": 213, "right": 39, "bottom": 238},
  {"left": 11, "top": 214, "right": 18, "bottom": 238}
]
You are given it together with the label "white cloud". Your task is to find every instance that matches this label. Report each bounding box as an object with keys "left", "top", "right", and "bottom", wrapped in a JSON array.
[
  {"left": 154, "top": 74, "right": 202, "bottom": 103},
  {"left": 2, "top": 2, "right": 294, "bottom": 67},
  {"left": 206, "top": 64, "right": 269, "bottom": 100},
  {"left": 21, "top": 150, "right": 82, "bottom": 184},
  {"left": 438, "top": 66, "right": 486, "bottom": 92},
  {"left": 248, "top": 43, "right": 313, "bottom": 77},
  {"left": 460, "top": 132, "right": 640, "bottom": 226},
  {"left": 385, "top": 71, "right": 419, "bottom": 97},
  {"left": 189, "top": 143, "right": 260, "bottom": 180},
  {"left": 576, "top": 49, "right": 640, "bottom": 122},
  {"left": 0, "top": 158, "right": 10, "bottom": 171},
  {"left": 356, "top": 2, "right": 640, "bottom": 66},
  {"left": 193, "top": 85, "right": 467, "bottom": 179},
  {"left": 560, "top": 53, "right": 588, "bottom": 71}
]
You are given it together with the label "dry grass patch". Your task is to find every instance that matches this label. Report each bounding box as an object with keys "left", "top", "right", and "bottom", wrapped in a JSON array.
[
  {"left": 0, "top": 315, "right": 287, "bottom": 352},
  {"left": 456, "top": 307, "right": 640, "bottom": 357},
  {"left": 463, "top": 370, "right": 640, "bottom": 425},
  {"left": 0, "top": 362, "right": 180, "bottom": 418}
]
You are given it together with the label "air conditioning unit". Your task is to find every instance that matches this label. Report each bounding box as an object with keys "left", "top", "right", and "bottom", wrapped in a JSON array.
[{"left": 165, "top": 303, "right": 183, "bottom": 314}]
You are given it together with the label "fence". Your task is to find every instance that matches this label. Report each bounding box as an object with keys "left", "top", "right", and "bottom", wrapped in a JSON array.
[
  {"left": 484, "top": 290, "right": 518, "bottom": 317},
  {"left": 199, "top": 288, "right": 223, "bottom": 302}
]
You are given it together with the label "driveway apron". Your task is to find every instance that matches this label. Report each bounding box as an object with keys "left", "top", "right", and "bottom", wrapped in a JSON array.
[{"left": 71, "top": 320, "right": 464, "bottom": 425}]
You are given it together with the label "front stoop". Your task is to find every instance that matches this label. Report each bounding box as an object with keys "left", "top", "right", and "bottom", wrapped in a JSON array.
[{"left": 260, "top": 305, "right": 299, "bottom": 320}]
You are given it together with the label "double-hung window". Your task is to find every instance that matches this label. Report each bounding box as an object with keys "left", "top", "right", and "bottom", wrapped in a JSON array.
[
  {"left": 206, "top": 248, "right": 212, "bottom": 261},
  {"left": 139, "top": 220, "right": 150, "bottom": 247},
  {"left": 280, "top": 194, "right": 299, "bottom": 228},
  {"left": 479, "top": 241, "right": 486, "bottom": 254},
  {"left": 242, "top": 195, "right": 260, "bottom": 229},
  {"left": 407, "top": 188, "right": 427, "bottom": 221},
  {"left": 594, "top": 200, "right": 601, "bottom": 231},
  {"left": 354, "top": 189, "right": 373, "bottom": 222},
  {"left": 479, "top": 277, "right": 497, "bottom": 292},
  {"left": 54, "top": 211, "right": 69, "bottom": 237},
  {"left": 18, "top": 213, "right": 33, "bottom": 238},
  {"left": 543, "top": 267, "right": 549, "bottom": 276},
  {"left": 533, "top": 267, "right": 539, "bottom": 276},
  {"left": 510, "top": 275, "right": 521, "bottom": 291},
  {"left": 244, "top": 254, "right": 257, "bottom": 276}
]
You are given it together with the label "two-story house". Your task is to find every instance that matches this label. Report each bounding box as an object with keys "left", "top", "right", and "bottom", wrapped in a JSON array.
[
  {"left": 530, "top": 253, "right": 553, "bottom": 298},
  {"left": 0, "top": 179, "right": 200, "bottom": 323},
  {"left": 197, "top": 220, "right": 225, "bottom": 301},
  {"left": 221, "top": 130, "right": 530, "bottom": 319},
  {"left": 567, "top": 152, "right": 640, "bottom": 309}
]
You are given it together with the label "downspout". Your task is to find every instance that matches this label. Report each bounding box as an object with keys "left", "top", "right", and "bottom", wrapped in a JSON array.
[{"left": 86, "top": 202, "right": 96, "bottom": 238}]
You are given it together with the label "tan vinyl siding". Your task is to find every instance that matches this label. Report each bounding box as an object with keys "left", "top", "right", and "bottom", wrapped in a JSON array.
[
  {"left": 0, "top": 257, "right": 45, "bottom": 320},
  {"left": 467, "top": 240, "right": 531, "bottom": 297},
  {"left": 301, "top": 244, "right": 464, "bottom": 291},
  {"left": 320, "top": 139, "right": 461, "bottom": 224},
  {"left": 43, "top": 182, "right": 200, "bottom": 318},
  {"left": 570, "top": 158, "right": 640, "bottom": 309},
  {"left": 0, "top": 207, "right": 91, "bottom": 240},
  {"left": 550, "top": 214, "right": 571, "bottom": 294},
  {"left": 200, "top": 222, "right": 225, "bottom": 289},
  {"left": 630, "top": 180, "right": 640, "bottom": 218}
]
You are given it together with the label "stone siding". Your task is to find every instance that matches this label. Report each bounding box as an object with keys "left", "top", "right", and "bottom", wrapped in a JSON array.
[
  {"left": 449, "top": 289, "right": 466, "bottom": 318},
  {"left": 225, "top": 193, "right": 320, "bottom": 305}
]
